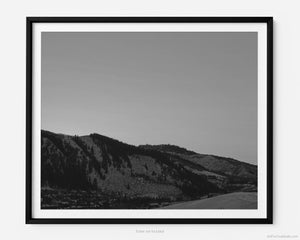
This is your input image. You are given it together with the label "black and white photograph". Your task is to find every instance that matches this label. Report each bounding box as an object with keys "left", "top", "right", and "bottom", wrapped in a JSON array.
[
  {"left": 26, "top": 17, "right": 273, "bottom": 223},
  {"left": 41, "top": 31, "right": 258, "bottom": 210}
]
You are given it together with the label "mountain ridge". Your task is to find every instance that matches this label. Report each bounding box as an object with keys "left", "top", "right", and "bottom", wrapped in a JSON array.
[
  {"left": 42, "top": 129, "right": 256, "bottom": 166},
  {"left": 41, "top": 129, "right": 257, "bottom": 209}
]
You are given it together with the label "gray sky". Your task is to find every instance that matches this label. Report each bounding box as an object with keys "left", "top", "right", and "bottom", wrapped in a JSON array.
[{"left": 42, "top": 32, "right": 257, "bottom": 164}]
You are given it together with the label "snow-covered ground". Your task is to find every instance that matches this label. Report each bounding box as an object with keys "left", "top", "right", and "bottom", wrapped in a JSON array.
[{"left": 161, "top": 192, "right": 257, "bottom": 209}]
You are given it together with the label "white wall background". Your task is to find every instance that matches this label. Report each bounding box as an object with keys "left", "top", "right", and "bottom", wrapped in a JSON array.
[{"left": 0, "top": 0, "right": 299, "bottom": 239}]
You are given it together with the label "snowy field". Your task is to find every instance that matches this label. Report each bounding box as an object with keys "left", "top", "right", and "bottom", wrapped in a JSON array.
[{"left": 161, "top": 192, "right": 257, "bottom": 209}]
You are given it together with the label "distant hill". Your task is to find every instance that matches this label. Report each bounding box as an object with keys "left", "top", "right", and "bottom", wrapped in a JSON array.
[
  {"left": 139, "top": 144, "right": 257, "bottom": 182},
  {"left": 41, "top": 130, "right": 257, "bottom": 209},
  {"left": 140, "top": 144, "right": 197, "bottom": 155}
]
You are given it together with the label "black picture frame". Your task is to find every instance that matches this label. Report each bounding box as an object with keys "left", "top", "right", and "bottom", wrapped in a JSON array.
[{"left": 26, "top": 16, "right": 273, "bottom": 224}]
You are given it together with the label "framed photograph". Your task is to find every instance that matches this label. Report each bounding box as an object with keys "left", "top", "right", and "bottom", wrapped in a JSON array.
[{"left": 26, "top": 17, "right": 273, "bottom": 224}]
